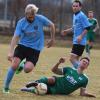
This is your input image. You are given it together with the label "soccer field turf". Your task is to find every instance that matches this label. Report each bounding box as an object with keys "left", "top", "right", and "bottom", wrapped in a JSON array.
[{"left": 0, "top": 44, "right": 100, "bottom": 100}]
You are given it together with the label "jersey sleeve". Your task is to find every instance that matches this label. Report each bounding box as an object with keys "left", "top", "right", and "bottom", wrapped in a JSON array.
[
  {"left": 80, "top": 14, "right": 91, "bottom": 29},
  {"left": 63, "top": 67, "right": 69, "bottom": 75},
  {"left": 81, "top": 77, "right": 88, "bottom": 88},
  {"left": 39, "top": 15, "right": 53, "bottom": 26},
  {"left": 14, "top": 20, "right": 22, "bottom": 37},
  {"left": 94, "top": 19, "right": 97, "bottom": 25}
]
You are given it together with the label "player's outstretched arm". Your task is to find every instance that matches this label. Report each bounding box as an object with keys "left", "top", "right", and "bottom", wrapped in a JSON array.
[
  {"left": 46, "top": 23, "right": 55, "bottom": 48},
  {"left": 61, "top": 28, "right": 72, "bottom": 36},
  {"left": 80, "top": 88, "right": 96, "bottom": 98},
  {"left": 8, "top": 35, "right": 19, "bottom": 62},
  {"left": 93, "top": 20, "right": 99, "bottom": 32},
  {"left": 51, "top": 57, "right": 65, "bottom": 75}
]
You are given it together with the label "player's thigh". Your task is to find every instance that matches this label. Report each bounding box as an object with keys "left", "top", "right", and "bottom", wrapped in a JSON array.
[
  {"left": 26, "top": 48, "right": 40, "bottom": 66},
  {"left": 24, "top": 48, "right": 40, "bottom": 72},
  {"left": 11, "top": 57, "right": 21, "bottom": 70},
  {"left": 48, "top": 77, "right": 56, "bottom": 85},
  {"left": 88, "top": 33, "right": 95, "bottom": 42},
  {"left": 90, "top": 34, "right": 95, "bottom": 43},
  {"left": 14, "top": 44, "right": 26, "bottom": 60}
]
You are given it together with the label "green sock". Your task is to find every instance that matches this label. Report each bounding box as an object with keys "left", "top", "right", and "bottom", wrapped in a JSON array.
[
  {"left": 16, "top": 59, "right": 26, "bottom": 74},
  {"left": 86, "top": 44, "right": 90, "bottom": 54},
  {"left": 30, "top": 87, "right": 36, "bottom": 93}
]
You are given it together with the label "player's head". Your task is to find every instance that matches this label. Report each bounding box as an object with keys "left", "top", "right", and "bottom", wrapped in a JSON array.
[
  {"left": 79, "top": 57, "right": 90, "bottom": 70},
  {"left": 25, "top": 4, "right": 39, "bottom": 23},
  {"left": 72, "top": 0, "right": 82, "bottom": 13},
  {"left": 88, "top": 11, "right": 94, "bottom": 19}
]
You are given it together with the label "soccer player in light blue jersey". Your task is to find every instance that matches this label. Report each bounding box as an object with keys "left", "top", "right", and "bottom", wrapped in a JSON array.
[
  {"left": 3, "top": 4, "right": 55, "bottom": 93},
  {"left": 61, "top": 0, "right": 91, "bottom": 69}
]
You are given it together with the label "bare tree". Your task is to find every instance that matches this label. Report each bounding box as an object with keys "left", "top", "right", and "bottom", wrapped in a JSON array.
[{"left": 9, "top": 0, "right": 27, "bottom": 29}]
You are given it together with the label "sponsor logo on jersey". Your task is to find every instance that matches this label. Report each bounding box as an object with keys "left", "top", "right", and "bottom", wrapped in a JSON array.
[{"left": 66, "top": 75, "right": 77, "bottom": 85}]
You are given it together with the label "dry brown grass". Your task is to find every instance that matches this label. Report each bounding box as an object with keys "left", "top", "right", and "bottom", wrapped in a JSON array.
[{"left": 0, "top": 35, "right": 100, "bottom": 100}]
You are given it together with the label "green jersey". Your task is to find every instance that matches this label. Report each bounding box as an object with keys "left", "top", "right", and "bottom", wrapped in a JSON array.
[
  {"left": 87, "top": 18, "right": 97, "bottom": 41},
  {"left": 88, "top": 18, "right": 97, "bottom": 32},
  {"left": 48, "top": 67, "right": 88, "bottom": 95}
]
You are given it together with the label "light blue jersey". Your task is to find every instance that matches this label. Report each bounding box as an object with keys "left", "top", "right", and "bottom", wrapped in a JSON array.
[
  {"left": 73, "top": 11, "right": 90, "bottom": 45},
  {"left": 14, "top": 14, "right": 52, "bottom": 51}
]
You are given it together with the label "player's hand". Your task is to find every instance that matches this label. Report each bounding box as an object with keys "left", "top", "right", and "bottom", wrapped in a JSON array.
[
  {"left": 61, "top": 30, "right": 67, "bottom": 36},
  {"left": 93, "top": 29, "right": 96, "bottom": 32},
  {"left": 46, "top": 39, "right": 55, "bottom": 48},
  {"left": 59, "top": 57, "right": 66, "bottom": 63},
  {"left": 88, "top": 95, "right": 96, "bottom": 98},
  {"left": 77, "top": 35, "right": 82, "bottom": 43},
  {"left": 7, "top": 52, "right": 13, "bottom": 62}
]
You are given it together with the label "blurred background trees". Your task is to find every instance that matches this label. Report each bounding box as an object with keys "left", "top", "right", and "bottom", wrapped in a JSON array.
[{"left": 0, "top": 0, "right": 100, "bottom": 36}]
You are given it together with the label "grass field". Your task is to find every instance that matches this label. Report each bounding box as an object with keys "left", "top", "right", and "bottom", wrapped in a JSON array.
[{"left": 0, "top": 36, "right": 100, "bottom": 100}]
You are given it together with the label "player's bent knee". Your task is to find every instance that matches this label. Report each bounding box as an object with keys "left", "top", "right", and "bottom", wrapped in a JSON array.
[
  {"left": 48, "top": 77, "right": 55, "bottom": 85},
  {"left": 24, "top": 67, "right": 33, "bottom": 73},
  {"left": 24, "top": 62, "right": 34, "bottom": 73}
]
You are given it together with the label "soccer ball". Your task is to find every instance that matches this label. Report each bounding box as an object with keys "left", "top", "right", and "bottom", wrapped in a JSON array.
[{"left": 35, "top": 83, "right": 47, "bottom": 95}]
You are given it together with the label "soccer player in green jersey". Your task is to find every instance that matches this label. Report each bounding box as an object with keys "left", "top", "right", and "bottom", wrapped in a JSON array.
[
  {"left": 21, "top": 57, "right": 96, "bottom": 97},
  {"left": 86, "top": 11, "right": 99, "bottom": 57}
]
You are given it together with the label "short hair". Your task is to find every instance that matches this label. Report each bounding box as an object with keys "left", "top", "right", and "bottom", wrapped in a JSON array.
[
  {"left": 25, "top": 4, "right": 39, "bottom": 15},
  {"left": 73, "top": 0, "right": 82, "bottom": 7},
  {"left": 80, "top": 57, "right": 90, "bottom": 63},
  {"left": 88, "top": 11, "right": 94, "bottom": 13}
]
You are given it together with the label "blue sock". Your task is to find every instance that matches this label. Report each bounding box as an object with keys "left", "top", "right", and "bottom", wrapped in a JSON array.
[
  {"left": 72, "top": 61, "right": 80, "bottom": 69},
  {"left": 4, "top": 67, "right": 15, "bottom": 89}
]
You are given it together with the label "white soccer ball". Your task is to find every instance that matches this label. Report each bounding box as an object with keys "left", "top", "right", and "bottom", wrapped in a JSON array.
[{"left": 35, "top": 83, "right": 47, "bottom": 95}]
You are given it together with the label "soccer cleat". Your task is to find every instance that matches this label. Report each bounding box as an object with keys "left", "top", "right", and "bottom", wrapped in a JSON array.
[
  {"left": 21, "top": 87, "right": 36, "bottom": 93},
  {"left": 16, "top": 59, "right": 26, "bottom": 74},
  {"left": 3, "top": 88, "right": 10, "bottom": 94},
  {"left": 26, "top": 82, "right": 38, "bottom": 88}
]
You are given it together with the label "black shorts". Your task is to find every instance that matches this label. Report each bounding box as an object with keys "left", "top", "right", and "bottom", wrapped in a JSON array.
[
  {"left": 14, "top": 44, "right": 40, "bottom": 66},
  {"left": 71, "top": 44, "right": 85, "bottom": 56}
]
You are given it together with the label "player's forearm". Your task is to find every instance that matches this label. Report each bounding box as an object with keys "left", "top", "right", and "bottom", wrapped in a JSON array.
[
  {"left": 51, "top": 61, "right": 63, "bottom": 75},
  {"left": 52, "top": 58, "right": 65, "bottom": 75},
  {"left": 80, "top": 89, "right": 96, "bottom": 98},
  {"left": 93, "top": 25, "right": 99, "bottom": 32},
  {"left": 51, "top": 62, "right": 60, "bottom": 72},
  {"left": 81, "top": 29, "right": 88, "bottom": 38},
  {"left": 80, "top": 92, "right": 96, "bottom": 98},
  {"left": 50, "top": 23, "right": 55, "bottom": 40},
  {"left": 9, "top": 36, "right": 19, "bottom": 53},
  {"left": 65, "top": 28, "right": 73, "bottom": 33}
]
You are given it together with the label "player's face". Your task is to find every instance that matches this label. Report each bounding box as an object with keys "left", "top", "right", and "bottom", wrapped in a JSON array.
[
  {"left": 26, "top": 13, "right": 35, "bottom": 23},
  {"left": 88, "top": 12, "right": 93, "bottom": 19},
  {"left": 72, "top": 2, "right": 81, "bottom": 13},
  {"left": 80, "top": 59, "right": 89, "bottom": 70}
]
